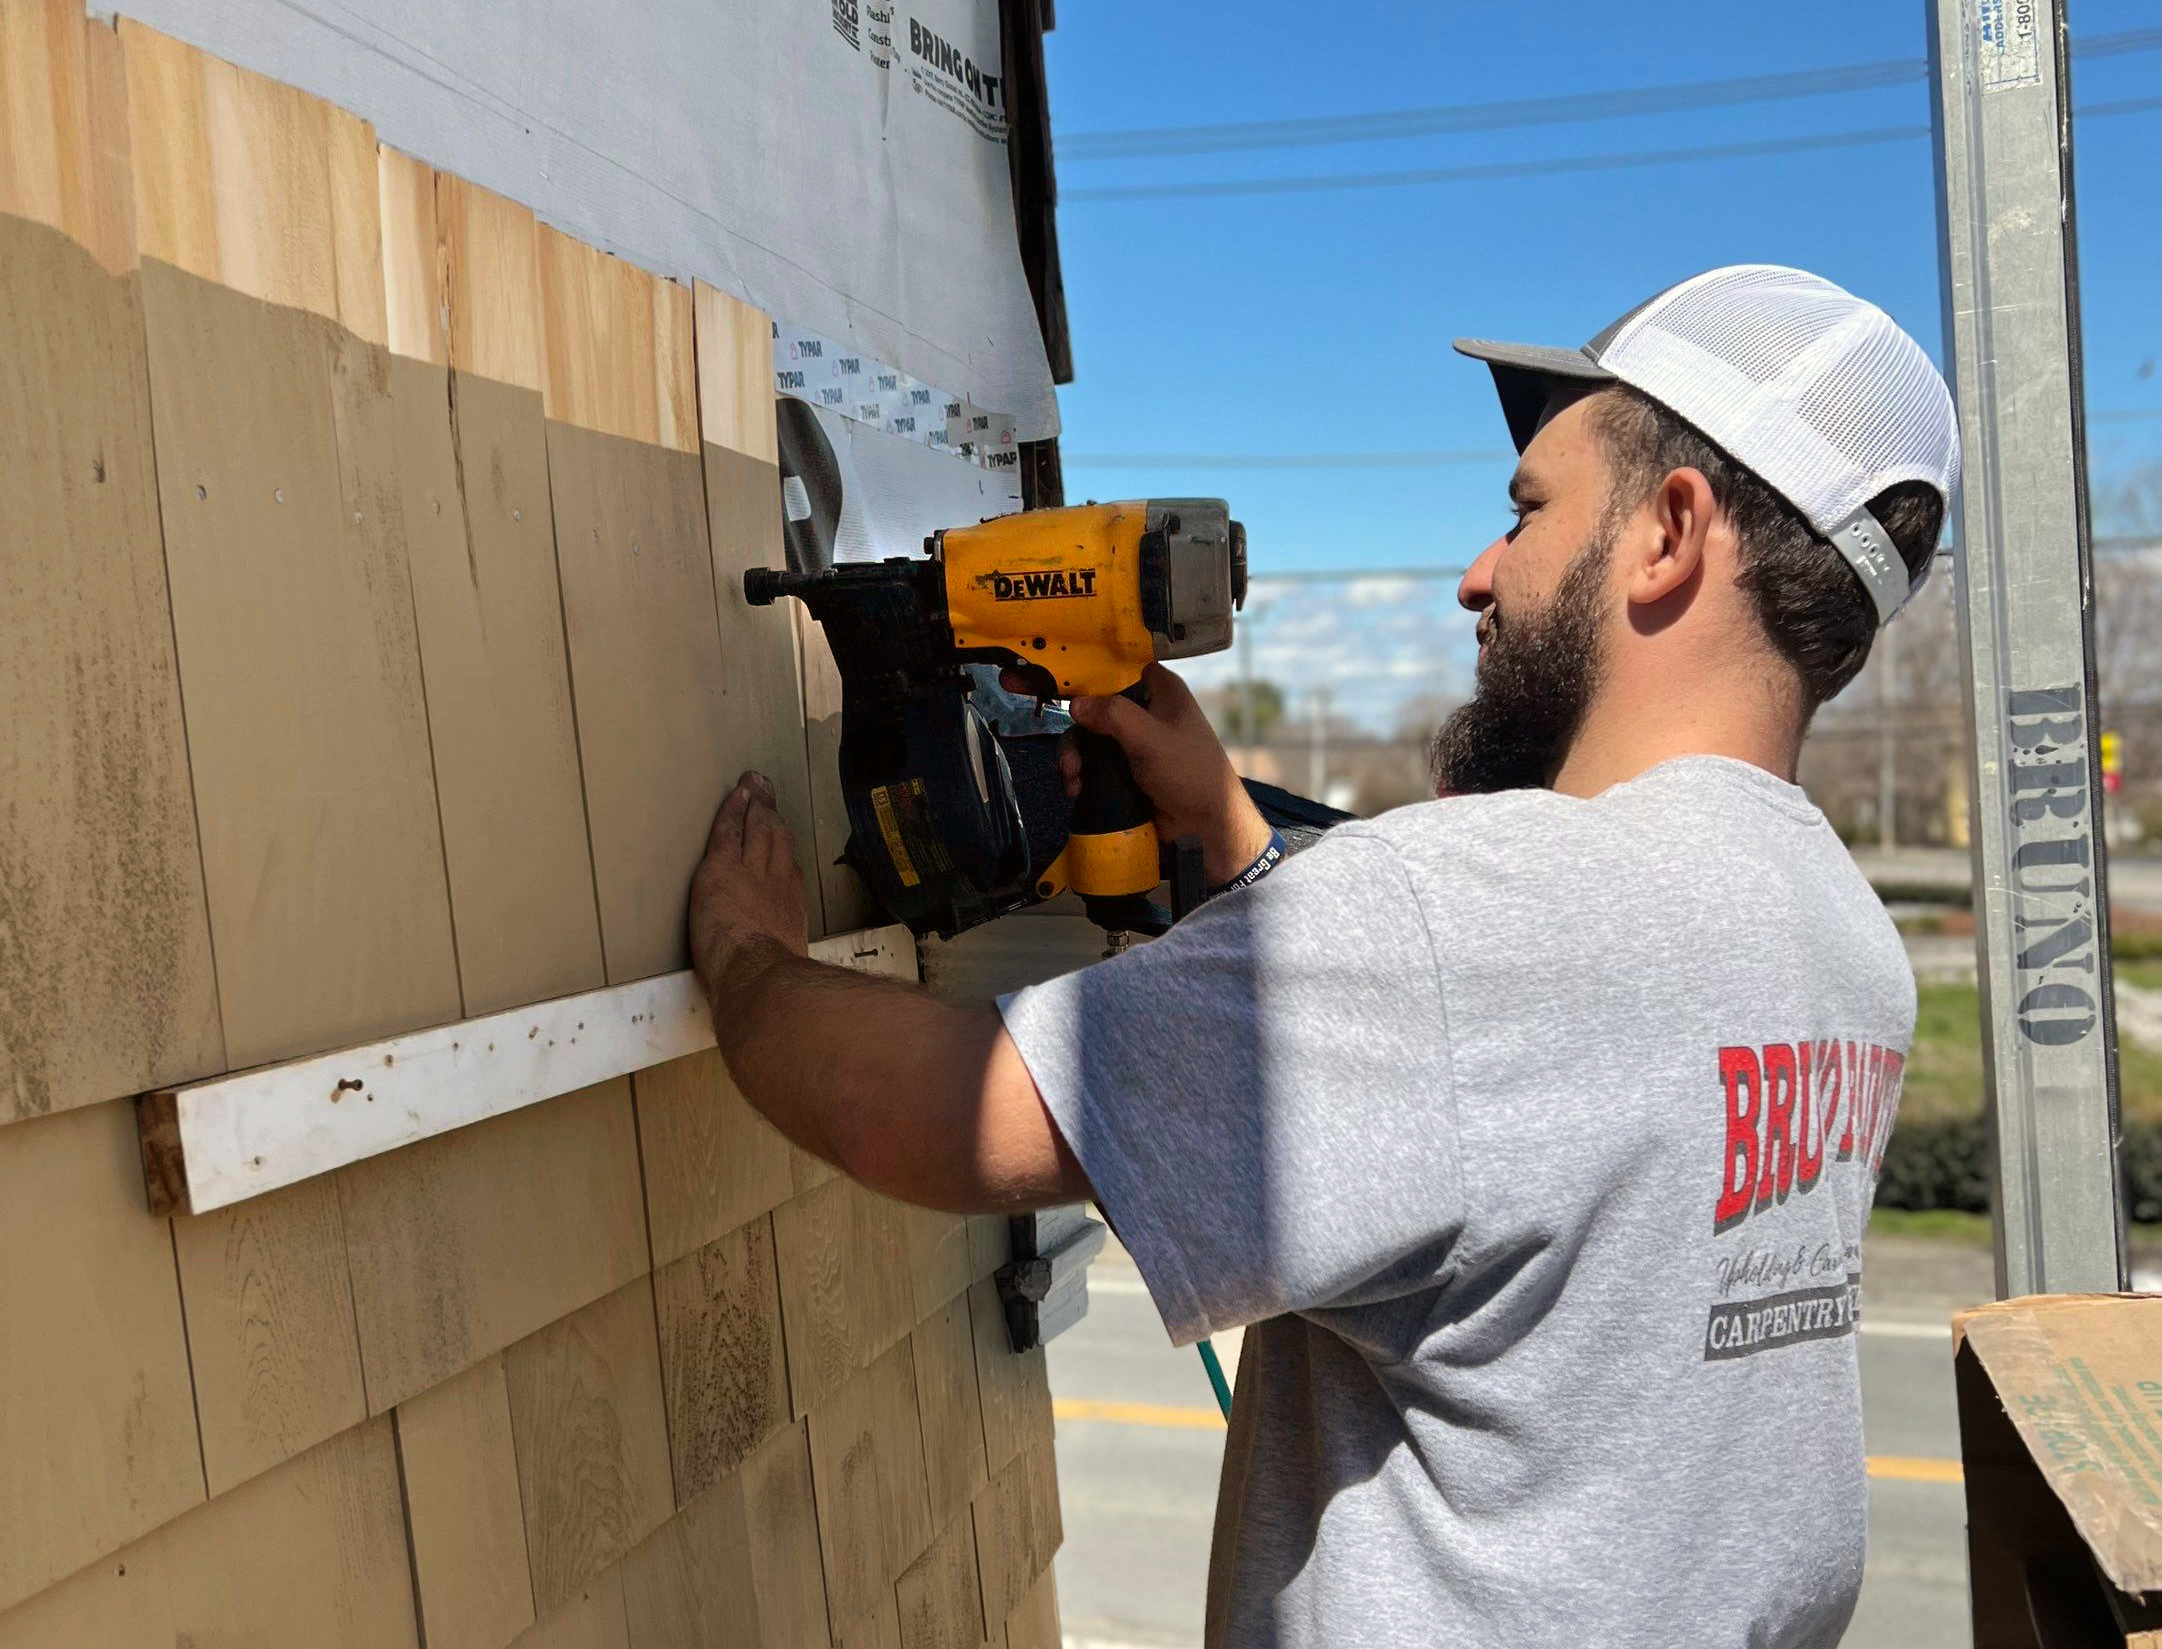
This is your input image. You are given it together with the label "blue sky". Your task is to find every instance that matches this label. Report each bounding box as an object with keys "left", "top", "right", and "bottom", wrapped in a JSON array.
[{"left": 1042, "top": 2, "right": 2159, "bottom": 726}]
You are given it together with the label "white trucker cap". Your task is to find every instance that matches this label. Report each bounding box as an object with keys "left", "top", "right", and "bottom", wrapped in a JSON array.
[{"left": 1454, "top": 264, "right": 1961, "bottom": 625}]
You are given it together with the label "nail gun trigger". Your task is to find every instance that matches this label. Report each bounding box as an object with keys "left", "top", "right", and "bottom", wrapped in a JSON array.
[{"left": 1007, "top": 660, "right": 1060, "bottom": 703}]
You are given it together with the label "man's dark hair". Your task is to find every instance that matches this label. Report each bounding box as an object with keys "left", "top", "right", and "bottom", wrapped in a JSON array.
[{"left": 1591, "top": 385, "right": 1942, "bottom": 710}]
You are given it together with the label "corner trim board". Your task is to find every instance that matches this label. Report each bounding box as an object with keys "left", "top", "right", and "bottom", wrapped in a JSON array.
[{"left": 137, "top": 925, "right": 918, "bottom": 1217}]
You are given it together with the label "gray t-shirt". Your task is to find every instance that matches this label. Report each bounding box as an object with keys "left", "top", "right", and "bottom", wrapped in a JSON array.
[{"left": 999, "top": 756, "right": 1913, "bottom": 1648}]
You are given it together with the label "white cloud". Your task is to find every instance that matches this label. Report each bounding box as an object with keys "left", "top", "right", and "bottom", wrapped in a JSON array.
[
  {"left": 1178, "top": 579, "right": 1476, "bottom": 732},
  {"left": 1340, "top": 575, "right": 1423, "bottom": 610}
]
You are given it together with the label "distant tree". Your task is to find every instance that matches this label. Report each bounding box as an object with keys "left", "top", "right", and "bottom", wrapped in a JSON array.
[
  {"left": 1802, "top": 453, "right": 2162, "bottom": 843},
  {"left": 1226, "top": 678, "right": 1286, "bottom": 742},
  {"left": 2094, "top": 458, "right": 2162, "bottom": 718},
  {"left": 1353, "top": 763, "right": 1436, "bottom": 818},
  {"left": 1391, "top": 692, "right": 1458, "bottom": 747},
  {"left": 2096, "top": 454, "right": 2162, "bottom": 549}
]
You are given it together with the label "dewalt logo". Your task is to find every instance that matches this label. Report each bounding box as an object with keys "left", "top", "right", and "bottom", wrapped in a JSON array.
[{"left": 988, "top": 568, "right": 1098, "bottom": 601}]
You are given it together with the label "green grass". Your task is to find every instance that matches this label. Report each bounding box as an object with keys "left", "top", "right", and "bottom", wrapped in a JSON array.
[
  {"left": 1881, "top": 968, "right": 2162, "bottom": 1227},
  {"left": 1869, "top": 1204, "right": 2162, "bottom": 1263},
  {"left": 1902, "top": 983, "right": 1990, "bottom": 1124},
  {"left": 2116, "top": 929, "right": 2162, "bottom": 964},
  {"left": 1904, "top": 979, "right": 2162, "bottom": 1125},
  {"left": 2119, "top": 960, "right": 2162, "bottom": 993},
  {"left": 1867, "top": 1207, "right": 1996, "bottom": 1242}
]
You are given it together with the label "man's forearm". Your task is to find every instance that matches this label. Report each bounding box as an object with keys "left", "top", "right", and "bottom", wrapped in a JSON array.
[{"left": 705, "top": 939, "right": 1079, "bottom": 1212}]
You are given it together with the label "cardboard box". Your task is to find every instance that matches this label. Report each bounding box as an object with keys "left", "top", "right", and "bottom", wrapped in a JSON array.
[{"left": 1955, "top": 1295, "right": 2162, "bottom": 1646}]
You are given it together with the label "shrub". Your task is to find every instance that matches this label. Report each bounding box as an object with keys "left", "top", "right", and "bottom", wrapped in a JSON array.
[
  {"left": 2115, "top": 927, "right": 2162, "bottom": 964},
  {"left": 1870, "top": 880, "right": 1974, "bottom": 909},
  {"left": 2123, "top": 1124, "right": 2162, "bottom": 1224},
  {"left": 1875, "top": 1114, "right": 1992, "bottom": 1213},
  {"left": 1875, "top": 1112, "right": 2162, "bottom": 1223}
]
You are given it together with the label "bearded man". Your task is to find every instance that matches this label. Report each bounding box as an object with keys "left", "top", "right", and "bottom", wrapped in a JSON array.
[{"left": 685, "top": 266, "right": 1959, "bottom": 1648}]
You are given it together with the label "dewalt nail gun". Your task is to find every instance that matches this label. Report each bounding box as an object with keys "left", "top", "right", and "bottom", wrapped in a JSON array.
[{"left": 745, "top": 499, "right": 1247, "bottom": 940}]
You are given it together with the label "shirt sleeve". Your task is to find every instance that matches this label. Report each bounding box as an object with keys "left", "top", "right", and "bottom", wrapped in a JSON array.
[{"left": 998, "top": 829, "right": 1464, "bottom": 1345}]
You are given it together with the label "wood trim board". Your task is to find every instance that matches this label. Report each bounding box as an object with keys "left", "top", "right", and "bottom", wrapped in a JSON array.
[{"left": 139, "top": 926, "right": 917, "bottom": 1217}]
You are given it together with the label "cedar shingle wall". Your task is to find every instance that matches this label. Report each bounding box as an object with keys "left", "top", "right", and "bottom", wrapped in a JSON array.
[{"left": 0, "top": 5, "right": 1064, "bottom": 1641}]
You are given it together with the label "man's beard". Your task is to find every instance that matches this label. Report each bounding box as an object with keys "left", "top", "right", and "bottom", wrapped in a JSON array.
[{"left": 1427, "top": 528, "right": 1613, "bottom": 795}]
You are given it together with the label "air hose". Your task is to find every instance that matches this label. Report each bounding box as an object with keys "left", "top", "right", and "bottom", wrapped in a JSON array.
[{"left": 1197, "top": 1338, "right": 1234, "bottom": 1419}]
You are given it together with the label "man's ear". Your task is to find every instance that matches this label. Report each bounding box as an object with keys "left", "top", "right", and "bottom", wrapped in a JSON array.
[{"left": 1625, "top": 466, "right": 1717, "bottom": 608}]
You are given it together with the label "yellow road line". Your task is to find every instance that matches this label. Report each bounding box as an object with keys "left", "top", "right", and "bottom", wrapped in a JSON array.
[
  {"left": 1866, "top": 1454, "right": 1964, "bottom": 1484},
  {"left": 1054, "top": 1399, "right": 1966, "bottom": 1486},
  {"left": 1055, "top": 1397, "right": 1225, "bottom": 1430}
]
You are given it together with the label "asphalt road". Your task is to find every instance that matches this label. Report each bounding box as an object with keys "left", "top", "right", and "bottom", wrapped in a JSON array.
[{"left": 1047, "top": 1234, "right": 1981, "bottom": 1648}]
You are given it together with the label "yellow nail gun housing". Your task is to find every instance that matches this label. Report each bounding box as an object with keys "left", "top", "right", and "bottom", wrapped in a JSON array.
[
  {"left": 940, "top": 500, "right": 1234, "bottom": 698},
  {"left": 745, "top": 500, "right": 1246, "bottom": 938}
]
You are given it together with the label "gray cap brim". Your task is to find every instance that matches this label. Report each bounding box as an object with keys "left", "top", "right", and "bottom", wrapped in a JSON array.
[{"left": 1452, "top": 338, "right": 1614, "bottom": 453}]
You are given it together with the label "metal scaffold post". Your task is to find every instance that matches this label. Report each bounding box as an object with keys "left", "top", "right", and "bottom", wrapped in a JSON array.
[{"left": 1929, "top": 0, "right": 2124, "bottom": 1295}]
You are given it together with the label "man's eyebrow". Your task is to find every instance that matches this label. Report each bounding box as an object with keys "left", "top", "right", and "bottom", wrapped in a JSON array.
[{"left": 1507, "top": 469, "right": 1540, "bottom": 505}]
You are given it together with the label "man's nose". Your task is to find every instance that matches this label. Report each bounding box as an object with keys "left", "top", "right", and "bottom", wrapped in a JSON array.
[{"left": 1458, "top": 534, "right": 1507, "bottom": 613}]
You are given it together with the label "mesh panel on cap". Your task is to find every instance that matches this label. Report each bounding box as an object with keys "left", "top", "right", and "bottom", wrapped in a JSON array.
[
  {"left": 1618, "top": 267, "right": 1868, "bottom": 389},
  {"left": 1595, "top": 265, "right": 1959, "bottom": 546}
]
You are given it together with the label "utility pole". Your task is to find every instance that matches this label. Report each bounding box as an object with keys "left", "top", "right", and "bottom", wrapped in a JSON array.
[
  {"left": 1309, "top": 686, "right": 1330, "bottom": 801},
  {"left": 1237, "top": 621, "right": 1257, "bottom": 759},
  {"left": 1930, "top": 0, "right": 2123, "bottom": 1295}
]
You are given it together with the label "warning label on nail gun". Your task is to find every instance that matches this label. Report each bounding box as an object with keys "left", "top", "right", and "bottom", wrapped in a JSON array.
[{"left": 869, "top": 779, "right": 955, "bottom": 890}]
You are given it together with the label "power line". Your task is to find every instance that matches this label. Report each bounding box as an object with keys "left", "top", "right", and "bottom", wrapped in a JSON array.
[
  {"left": 1057, "top": 28, "right": 2160, "bottom": 161},
  {"left": 1062, "top": 95, "right": 2156, "bottom": 205},
  {"left": 1248, "top": 566, "right": 1468, "bottom": 584},
  {"left": 2072, "top": 25, "right": 2162, "bottom": 56},
  {"left": 1063, "top": 62, "right": 1920, "bottom": 161},
  {"left": 1075, "top": 410, "right": 2162, "bottom": 461},
  {"left": 1065, "top": 126, "right": 1926, "bottom": 204},
  {"left": 2078, "top": 94, "right": 2162, "bottom": 119},
  {"left": 1223, "top": 540, "right": 2155, "bottom": 585},
  {"left": 1248, "top": 552, "right": 2159, "bottom": 590},
  {"left": 1064, "top": 449, "right": 1510, "bottom": 470}
]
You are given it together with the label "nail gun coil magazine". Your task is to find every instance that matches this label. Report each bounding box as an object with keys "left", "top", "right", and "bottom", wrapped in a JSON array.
[
  {"left": 745, "top": 552, "right": 1046, "bottom": 938},
  {"left": 841, "top": 699, "right": 1036, "bottom": 936}
]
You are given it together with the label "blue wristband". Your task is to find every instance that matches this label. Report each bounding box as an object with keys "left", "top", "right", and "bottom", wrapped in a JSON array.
[{"left": 1208, "top": 829, "right": 1287, "bottom": 899}]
